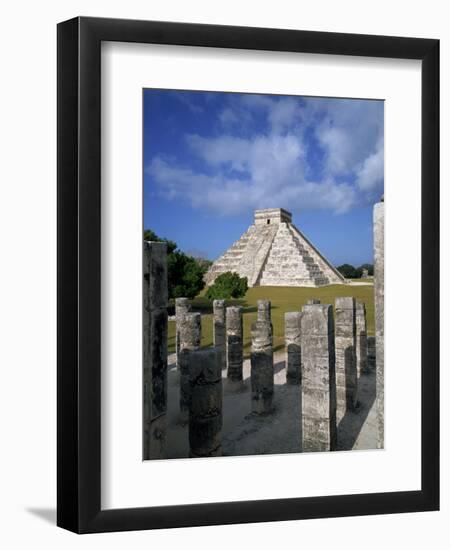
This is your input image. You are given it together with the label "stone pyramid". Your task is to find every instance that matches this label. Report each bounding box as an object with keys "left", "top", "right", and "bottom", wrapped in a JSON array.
[{"left": 205, "top": 208, "right": 345, "bottom": 288}]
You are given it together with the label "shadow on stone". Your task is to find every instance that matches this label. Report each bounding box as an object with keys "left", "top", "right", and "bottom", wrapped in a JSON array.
[
  {"left": 273, "top": 359, "right": 285, "bottom": 375},
  {"left": 336, "top": 370, "right": 376, "bottom": 450},
  {"left": 345, "top": 345, "right": 356, "bottom": 411}
]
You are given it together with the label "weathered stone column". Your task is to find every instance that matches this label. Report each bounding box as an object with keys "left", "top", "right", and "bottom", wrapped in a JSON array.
[
  {"left": 355, "top": 301, "right": 368, "bottom": 377},
  {"left": 251, "top": 320, "right": 274, "bottom": 414},
  {"left": 285, "top": 311, "right": 302, "bottom": 385},
  {"left": 257, "top": 299, "right": 272, "bottom": 323},
  {"left": 306, "top": 299, "right": 321, "bottom": 305},
  {"left": 300, "top": 304, "right": 337, "bottom": 452},
  {"left": 226, "top": 306, "right": 244, "bottom": 387},
  {"left": 175, "top": 297, "right": 190, "bottom": 370},
  {"left": 143, "top": 241, "right": 168, "bottom": 460},
  {"left": 178, "top": 312, "right": 201, "bottom": 424},
  {"left": 367, "top": 336, "right": 376, "bottom": 373},
  {"left": 188, "top": 348, "right": 223, "bottom": 457},
  {"left": 335, "top": 297, "right": 357, "bottom": 424},
  {"left": 213, "top": 299, "right": 226, "bottom": 370},
  {"left": 374, "top": 199, "right": 384, "bottom": 448}
]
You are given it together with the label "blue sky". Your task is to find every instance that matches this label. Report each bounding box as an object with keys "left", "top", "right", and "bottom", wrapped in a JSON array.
[{"left": 143, "top": 89, "right": 384, "bottom": 266}]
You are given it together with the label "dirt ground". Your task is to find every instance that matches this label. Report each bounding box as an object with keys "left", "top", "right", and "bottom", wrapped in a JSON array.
[{"left": 164, "top": 351, "right": 377, "bottom": 459}]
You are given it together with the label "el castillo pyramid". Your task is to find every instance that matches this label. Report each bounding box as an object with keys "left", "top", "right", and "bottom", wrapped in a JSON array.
[{"left": 205, "top": 208, "right": 346, "bottom": 288}]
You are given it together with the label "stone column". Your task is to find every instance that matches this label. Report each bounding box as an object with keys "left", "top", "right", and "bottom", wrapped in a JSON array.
[
  {"left": 285, "top": 312, "right": 302, "bottom": 385},
  {"left": 143, "top": 241, "right": 168, "bottom": 460},
  {"left": 251, "top": 320, "right": 274, "bottom": 414},
  {"left": 335, "top": 297, "right": 357, "bottom": 424},
  {"left": 175, "top": 297, "right": 190, "bottom": 370},
  {"left": 374, "top": 199, "right": 384, "bottom": 448},
  {"left": 213, "top": 299, "right": 226, "bottom": 370},
  {"left": 178, "top": 312, "right": 201, "bottom": 424},
  {"left": 226, "top": 306, "right": 244, "bottom": 387},
  {"left": 257, "top": 299, "right": 272, "bottom": 324},
  {"left": 306, "top": 299, "right": 321, "bottom": 305},
  {"left": 300, "top": 304, "right": 337, "bottom": 452},
  {"left": 188, "top": 348, "right": 223, "bottom": 457},
  {"left": 367, "top": 336, "right": 376, "bottom": 373},
  {"left": 355, "top": 301, "right": 368, "bottom": 377}
]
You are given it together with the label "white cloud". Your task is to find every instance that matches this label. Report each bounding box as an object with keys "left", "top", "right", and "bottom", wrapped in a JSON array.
[
  {"left": 314, "top": 99, "right": 384, "bottom": 180},
  {"left": 146, "top": 94, "right": 383, "bottom": 216},
  {"left": 169, "top": 91, "right": 204, "bottom": 114},
  {"left": 356, "top": 139, "right": 384, "bottom": 192},
  {"left": 267, "top": 98, "right": 302, "bottom": 134},
  {"left": 186, "top": 134, "right": 251, "bottom": 172},
  {"left": 148, "top": 136, "right": 356, "bottom": 217},
  {"left": 218, "top": 108, "right": 240, "bottom": 127}
]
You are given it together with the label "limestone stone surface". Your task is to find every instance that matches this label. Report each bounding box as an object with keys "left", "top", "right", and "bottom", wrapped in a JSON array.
[
  {"left": 250, "top": 320, "right": 274, "bottom": 414},
  {"left": 257, "top": 299, "right": 272, "bottom": 323},
  {"left": 306, "top": 299, "right": 321, "bottom": 305},
  {"left": 355, "top": 301, "right": 368, "bottom": 377},
  {"left": 257, "top": 299, "right": 273, "bottom": 339},
  {"left": 213, "top": 299, "right": 226, "bottom": 369},
  {"left": 178, "top": 312, "right": 201, "bottom": 424},
  {"left": 226, "top": 306, "right": 244, "bottom": 385},
  {"left": 205, "top": 208, "right": 346, "bottom": 288},
  {"left": 335, "top": 297, "right": 357, "bottom": 424},
  {"left": 300, "top": 304, "right": 337, "bottom": 452},
  {"left": 374, "top": 200, "right": 384, "bottom": 448},
  {"left": 143, "top": 241, "right": 168, "bottom": 460},
  {"left": 284, "top": 311, "right": 302, "bottom": 385},
  {"left": 367, "top": 336, "right": 376, "bottom": 373},
  {"left": 175, "top": 297, "right": 190, "bottom": 370},
  {"left": 188, "top": 348, "right": 223, "bottom": 457}
]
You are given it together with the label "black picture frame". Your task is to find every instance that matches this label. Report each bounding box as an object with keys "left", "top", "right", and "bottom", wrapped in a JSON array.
[{"left": 57, "top": 16, "right": 439, "bottom": 533}]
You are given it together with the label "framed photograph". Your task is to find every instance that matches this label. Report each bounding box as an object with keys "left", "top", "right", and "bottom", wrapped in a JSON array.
[{"left": 57, "top": 17, "right": 439, "bottom": 533}]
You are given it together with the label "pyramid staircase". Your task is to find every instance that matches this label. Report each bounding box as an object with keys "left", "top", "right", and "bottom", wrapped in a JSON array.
[
  {"left": 257, "top": 223, "right": 329, "bottom": 287},
  {"left": 203, "top": 223, "right": 279, "bottom": 286}
]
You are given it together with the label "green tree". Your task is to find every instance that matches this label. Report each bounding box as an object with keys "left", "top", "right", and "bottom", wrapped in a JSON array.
[
  {"left": 144, "top": 229, "right": 177, "bottom": 254},
  {"left": 144, "top": 229, "right": 206, "bottom": 299},
  {"left": 336, "top": 263, "right": 358, "bottom": 278},
  {"left": 357, "top": 263, "right": 374, "bottom": 276},
  {"left": 205, "top": 272, "right": 248, "bottom": 300}
]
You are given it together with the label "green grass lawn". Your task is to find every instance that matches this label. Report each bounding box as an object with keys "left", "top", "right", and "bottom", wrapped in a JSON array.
[{"left": 168, "top": 284, "right": 374, "bottom": 358}]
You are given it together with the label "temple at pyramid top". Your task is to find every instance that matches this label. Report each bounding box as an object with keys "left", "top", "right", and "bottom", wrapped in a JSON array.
[
  {"left": 205, "top": 208, "right": 346, "bottom": 288},
  {"left": 254, "top": 208, "right": 292, "bottom": 225}
]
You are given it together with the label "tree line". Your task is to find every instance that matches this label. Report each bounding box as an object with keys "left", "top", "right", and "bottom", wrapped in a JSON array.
[
  {"left": 336, "top": 263, "right": 374, "bottom": 279},
  {"left": 145, "top": 229, "right": 373, "bottom": 301}
]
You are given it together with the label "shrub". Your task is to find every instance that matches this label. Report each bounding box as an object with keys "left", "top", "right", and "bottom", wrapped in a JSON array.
[{"left": 205, "top": 272, "right": 248, "bottom": 300}]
